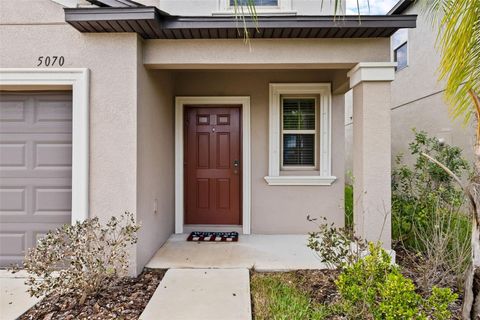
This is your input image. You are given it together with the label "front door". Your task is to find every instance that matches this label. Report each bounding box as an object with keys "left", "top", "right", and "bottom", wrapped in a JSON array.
[{"left": 184, "top": 106, "right": 241, "bottom": 225}]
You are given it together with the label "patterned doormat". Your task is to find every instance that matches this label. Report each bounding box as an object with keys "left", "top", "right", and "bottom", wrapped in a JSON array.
[{"left": 187, "top": 231, "right": 239, "bottom": 242}]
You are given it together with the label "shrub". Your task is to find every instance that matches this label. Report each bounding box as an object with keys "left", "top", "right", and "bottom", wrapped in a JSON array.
[
  {"left": 335, "top": 243, "right": 458, "bottom": 320},
  {"left": 17, "top": 212, "right": 140, "bottom": 304},
  {"left": 307, "top": 216, "right": 365, "bottom": 269},
  {"left": 392, "top": 129, "right": 471, "bottom": 290},
  {"left": 392, "top": 129, "right": 470, "bottom": 244}
]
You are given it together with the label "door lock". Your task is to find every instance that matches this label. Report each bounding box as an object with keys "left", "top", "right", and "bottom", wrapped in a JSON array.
[{"left": 233, "top": 160, "right": 240, "bottom": 167}]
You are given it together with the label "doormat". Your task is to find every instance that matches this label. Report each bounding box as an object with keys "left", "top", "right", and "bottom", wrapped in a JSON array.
[{"left": 187, "top": 231, "right": 239, "bottom": 242}]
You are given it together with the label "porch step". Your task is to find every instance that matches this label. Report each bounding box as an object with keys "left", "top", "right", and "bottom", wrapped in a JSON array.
[
  {"left": 145, "top": 234, "right": 325, "bottom": 271},
  {"left": 139, "top": 268, "right": 251, "bottom": 320}
]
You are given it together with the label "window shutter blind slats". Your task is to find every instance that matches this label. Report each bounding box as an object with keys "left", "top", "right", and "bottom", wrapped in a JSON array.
[
  {"left": 283, "top": 134, "right": 315, "bottom": 166},
  {"left": 282, "top": 99, "right": 316, "bottom": 130},
  {"left": 281, "top": 97, "right": 317, "bottom": 168}
]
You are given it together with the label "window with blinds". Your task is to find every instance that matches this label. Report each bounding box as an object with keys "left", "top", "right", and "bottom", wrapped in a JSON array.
[{"left": 281, "top": 97, "right": 317, "bottom": 168}]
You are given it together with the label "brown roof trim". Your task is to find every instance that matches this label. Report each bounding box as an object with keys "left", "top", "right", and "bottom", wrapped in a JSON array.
[
  {"left": 64, "top": 7, "right": 417, "bottom": 39},
  {"left": 387, "top": 0, "right": 414, "bottom": 15}
]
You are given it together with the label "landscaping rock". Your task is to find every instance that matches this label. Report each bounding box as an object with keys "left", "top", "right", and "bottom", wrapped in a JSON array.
[{"left": 19, "top": 269, "right": 165, "bottom": 320}]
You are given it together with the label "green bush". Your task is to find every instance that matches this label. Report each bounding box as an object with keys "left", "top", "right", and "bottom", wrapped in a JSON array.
[
  {"left": 335, "top": 243, "right": 458, "bottom": 320},
  {"left": 392, "top": 129, "right": 470, "bottom": 246},
  {"left": 307, "top": 216, "right": 366, "bottom": 270},
  {"left": 392, "top": 130, "right": 471, "bottom": 290}
]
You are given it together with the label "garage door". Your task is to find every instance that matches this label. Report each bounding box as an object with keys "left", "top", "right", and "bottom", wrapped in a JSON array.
[{"left": 0, "top": 92, "right": 72, "bottom": 267}]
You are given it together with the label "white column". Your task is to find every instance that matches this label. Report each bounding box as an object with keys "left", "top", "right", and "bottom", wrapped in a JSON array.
[{"left": 347, "top": 62, "right": 396, "bottom": 249}]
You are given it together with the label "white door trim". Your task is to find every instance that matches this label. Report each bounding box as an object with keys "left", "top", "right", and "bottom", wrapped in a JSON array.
[
  {"left": 0, "top": 68, "right": 90, "bottom": 223},
  {"left": 175, "top": 96, "right": 251, "bottom": 234}
]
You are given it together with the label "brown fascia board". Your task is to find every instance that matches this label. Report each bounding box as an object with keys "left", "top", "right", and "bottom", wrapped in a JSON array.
[
  {"left": 65, "top": 7, "right": 164, "bottom": 22},
  {"left": 64, "top": 6, "right": 417, "bottom": 38},
  {"left": 163, "top": 14, "right": 417, "bottom": 29},
  {"left": 387, "top": 0, "right": 414, "bottom": 15}
]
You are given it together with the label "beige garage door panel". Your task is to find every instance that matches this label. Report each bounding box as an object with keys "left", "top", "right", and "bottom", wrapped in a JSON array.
[{"left": 0, "top": 92, "right": 72, "bottom": 267}]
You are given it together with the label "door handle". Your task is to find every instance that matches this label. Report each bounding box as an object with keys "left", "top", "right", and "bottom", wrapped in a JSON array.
[{"left": 233, "top": 160, "right": 240, "bottom": 168}]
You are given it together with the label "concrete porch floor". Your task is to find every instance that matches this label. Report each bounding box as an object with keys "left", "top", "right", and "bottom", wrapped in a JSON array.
[{"left": 145, "top": 234, "right": 327, "bottom": 271}]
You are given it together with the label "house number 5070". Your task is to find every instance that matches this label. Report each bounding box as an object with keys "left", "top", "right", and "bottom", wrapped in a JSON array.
[{"left": 37, "top": 56, "right": 65, "bottom": 67}]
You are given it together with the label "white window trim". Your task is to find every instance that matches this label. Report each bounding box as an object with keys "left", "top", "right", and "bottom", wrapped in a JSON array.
[
  {"left": 215, "top": 0, "right": 295, "bottom": 15},
  {"left": 266, "top": 83, "right": 336, "bottom": 186},
  {"left": 0, "top": 68, "right": 90, "bottom": 223},
  {"left": 175, "top": 96, "right": 251, "bottom": 234}
]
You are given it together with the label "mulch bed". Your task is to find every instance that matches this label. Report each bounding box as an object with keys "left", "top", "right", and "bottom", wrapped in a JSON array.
[
  {"left": 290, "top": 269, "right": 340, "bottom": 305},
  {"left": 19, "top": 269, "right": 166, "bottom": 320}
]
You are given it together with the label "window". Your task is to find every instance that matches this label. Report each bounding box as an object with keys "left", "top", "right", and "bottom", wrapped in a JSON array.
[
  {"left": 394, "top": 42, "right": 408, "bottom": 71},
  {"left": 391, "top": 29, "right": 408, "bottom": 71},
  {"left": 218, "top": 0, "right": 293, "bottom": 14},
  {"left": 229, "top": 0, "right": 278, "bottom": 6},
  {"left": 281, "top": 97, "right": 317, "bottom": 169},
  {"left": 265, "top": 83, "right": 336, "bottom": 186}
]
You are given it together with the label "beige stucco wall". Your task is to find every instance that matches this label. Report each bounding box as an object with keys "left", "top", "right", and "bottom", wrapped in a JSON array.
[
  {"left": 173, "top": 70, "right": 346, "bottom": 233},
  {"left": 0, "top": 1, "right": 139, "bottom": 226},
  {"left": 351, "top": 81, "right": 392, "bottom": 248},
  {"left": 144, "top": 38, "right": 390, "bottom": 69},
  {"left": 0, "top": 0, "right": 174, "bottom": 274},
  {"left": 1, "top": 0, "right": 394, "bottom": 270},
  {"left": 390, "top": 4, "right": 475, "bottom": 165},
  {"left": 344, "top": 3, "right": 475, "bottom": 178},
  {"left": 136, "top": 51, "right": 175, "bottom": 274}
]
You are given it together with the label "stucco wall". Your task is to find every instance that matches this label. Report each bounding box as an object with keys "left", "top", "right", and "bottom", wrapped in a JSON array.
[
  {"left": 344, "top": 3, "right": 475, "bottom": 176},
  {"left": 0, "top": 0, "right": 143, "bottom": 272},
  {"left": 390, "top": 3, "right": 475, "bottom": 165},
  {"left": 136, "top": 53, "right": 175, "bottom": 274},
  {"left": 144, "top": 38, "right": 391, "bottom": 69},
  {"left": 173, "top": 70, "right": 346, "bottom": 233}
]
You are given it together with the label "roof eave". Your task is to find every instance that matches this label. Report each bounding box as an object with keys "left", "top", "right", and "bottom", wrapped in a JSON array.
[
  {"left": 64, "top": 7, "right": 417, "bottom": 39},
  {"left": 387, "top": 0, "right": 415, "bottom": 15}
]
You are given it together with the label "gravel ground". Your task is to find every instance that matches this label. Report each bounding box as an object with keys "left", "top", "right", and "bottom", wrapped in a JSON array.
[{"left": 19, "top": 269, "right": 166, "bottom": 320}]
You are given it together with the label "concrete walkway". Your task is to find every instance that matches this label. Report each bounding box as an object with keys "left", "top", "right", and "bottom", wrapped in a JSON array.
[
  {"left": 145, "top": 234, "right": 325, "bottom": 271},
  {"left": 0, "top": 270, "right": 40, "bottom": 320},
  {"left": 140, "top": 269, "right": 251, "bottom": 320}
]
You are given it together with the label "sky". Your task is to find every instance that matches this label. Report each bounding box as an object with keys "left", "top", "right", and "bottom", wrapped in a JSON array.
[{"left": 346, "top": 0, "right": 399, "bottom": 15}]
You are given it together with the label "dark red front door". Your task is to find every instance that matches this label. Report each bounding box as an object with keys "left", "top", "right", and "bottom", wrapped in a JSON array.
[{"left": 184, "top": 106, "right": 241, "bottom": 225}]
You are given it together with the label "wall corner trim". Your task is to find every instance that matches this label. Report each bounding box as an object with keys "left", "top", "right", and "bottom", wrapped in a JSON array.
[
  {"left": 347, "top": 62, "right": 397, "bottom": 88},
  {"left": 0, "top": 68, "right": 90, "bottom": 223}
]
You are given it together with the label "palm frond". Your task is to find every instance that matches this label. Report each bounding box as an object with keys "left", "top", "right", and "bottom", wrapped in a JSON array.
[{"left": 430, "top": 0, "right": 480, "bottom": 124}]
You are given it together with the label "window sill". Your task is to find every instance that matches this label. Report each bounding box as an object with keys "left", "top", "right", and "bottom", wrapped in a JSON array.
[{"left": 264, "top": 175, "right": 337, "bottom": 186}]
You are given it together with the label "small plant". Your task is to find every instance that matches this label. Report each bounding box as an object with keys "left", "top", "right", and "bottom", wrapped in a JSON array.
[
  {"left": 14, "top": 212, "right": 140, "bottom": 304},
  {"left": 344, "top": 184, "right": 354, "bottom": 231},
  {"left": 307, "top": 215, "right": 366, "bottom": 269},
  {"left": 335, "top": 243, "right": 458, "bottom": 320}
]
